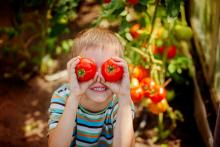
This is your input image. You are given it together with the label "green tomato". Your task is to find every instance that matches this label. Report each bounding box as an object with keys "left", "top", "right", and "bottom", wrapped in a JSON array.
[
  {"left": 174, "top": 25, "right": 193, "bottom": 40},
  {"left": 166, "top": 89, "right": 175, "bottom": 101}
]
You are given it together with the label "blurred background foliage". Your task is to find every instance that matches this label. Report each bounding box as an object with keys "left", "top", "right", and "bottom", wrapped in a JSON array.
[{"left": 0, "top": 0, "right": 79, "bottom": 80}]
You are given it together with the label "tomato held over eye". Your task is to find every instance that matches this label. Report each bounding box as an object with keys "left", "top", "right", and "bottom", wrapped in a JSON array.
[
  {"left": 101, "top": 59, "right": 124, "bottom": 82},
  {"left": 75, "top": 58, "right": 97, "bottom": 82},
  {"left": 131, "top": 86, "right": 144, "bottom": 103},
  {"left": 150, "top": 86, "right": 166, "bottom": 103}
]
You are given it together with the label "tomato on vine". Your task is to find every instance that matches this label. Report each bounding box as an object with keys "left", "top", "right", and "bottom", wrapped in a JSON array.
[
  {"left": 103, "top": 0, "right": 111, "bottom": 3},
  {"left": 128, "top": 0, "right": 139, "bottom": 5},
  {"left": 174, "top": 25, "right": 193, "bottom": 40},
  {"left": 167, "top": 45, "right": 177, "bottom": 59},
  {"left": 140, "top": 77, "right": 156, "bottom": 97},
  {"left": 150, "top": 86, "right": 166, "bottom": 103},
  {"left": 130, "top": 24, "right": 141, "bottom": 39},
  {"left": 131, "top": 86, "right": 144, "bottom": 103},
  {"left": 130, "top": 77, "right": 140, "bottom": 88},
  {"left": 132, "top": 66, "right": 149, "bottom": 81},
  {"left": 148, "top": 99, "right": 169, "bottom": 114},
  {"left": 153, "top": 44, "right": 166, "bottom": 54}
]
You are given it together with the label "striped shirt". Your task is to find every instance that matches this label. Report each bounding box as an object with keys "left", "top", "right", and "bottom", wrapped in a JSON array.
[{"left": 48, "top": 84, "right": 135, "bottom": 147}]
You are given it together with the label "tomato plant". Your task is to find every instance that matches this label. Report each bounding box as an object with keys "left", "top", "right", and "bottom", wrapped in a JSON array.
[
  {"left": 75, "top": 58, "right": 97, "bottom": 82},
  {"left": 94, "top": 0, "right": 192, "bottom": 143}
]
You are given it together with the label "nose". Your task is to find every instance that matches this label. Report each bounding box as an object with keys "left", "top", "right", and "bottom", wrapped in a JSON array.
[{"left": 96, "top": 67, "right": 101, "bottom": 82}]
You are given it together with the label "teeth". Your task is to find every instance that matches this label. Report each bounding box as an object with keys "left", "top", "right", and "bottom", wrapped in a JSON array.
[{"left": 92, "top": 87, "right": 106, "bottom": 91}]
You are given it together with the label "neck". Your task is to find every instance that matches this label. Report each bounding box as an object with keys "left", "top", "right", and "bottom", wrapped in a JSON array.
[{"left": 79, "top": 95, "right": 113, "bottom": 113}]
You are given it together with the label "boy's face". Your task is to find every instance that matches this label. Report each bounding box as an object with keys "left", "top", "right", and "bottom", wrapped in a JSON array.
[{"left": 79, "top": 46, "right": 119, "bottom": 103}]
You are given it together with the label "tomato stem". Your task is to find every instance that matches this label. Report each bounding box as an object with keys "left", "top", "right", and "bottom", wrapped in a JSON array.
[
  {"left": 107, "top": 65, "right": 114, "bottom": 73},
  {"left": 78, "top": 69, "right": 85, "bottom": 77}
]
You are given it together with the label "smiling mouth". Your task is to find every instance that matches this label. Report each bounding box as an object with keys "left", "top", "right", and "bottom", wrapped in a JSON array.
[{"left": 90, "top": 87, "right": 108, "bottom": 92}]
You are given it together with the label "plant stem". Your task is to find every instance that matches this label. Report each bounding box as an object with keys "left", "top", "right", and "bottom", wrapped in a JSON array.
[
  {"left": 180, "top": 1, "right": 187, "bottom": 25},
  {"left": 158, "top": 113, "right": 164, "bottom": 138},
  {"left": 130, "top": 47, "right": 163, "bottom": 65}
]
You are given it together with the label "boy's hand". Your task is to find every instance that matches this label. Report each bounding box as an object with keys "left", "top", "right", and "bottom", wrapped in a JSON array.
[
  {"left": 101, "top": 57, "right": 131, "bottom": 104},
  {"left": 67, "top": 56, "right": 98, "bottom": 101}
]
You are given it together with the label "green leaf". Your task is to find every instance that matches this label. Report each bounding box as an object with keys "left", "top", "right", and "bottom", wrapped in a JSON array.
[
  {"left": 165, "top": 0, "right": 181, "bottom": 17},
  {"left": 139, "top": 0, "right": 149, "bottom": 6}
]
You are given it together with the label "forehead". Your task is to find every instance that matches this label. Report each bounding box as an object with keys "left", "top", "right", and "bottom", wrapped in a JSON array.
[{"left": 79, "top": 46, "right": 119, "bottom": 62}]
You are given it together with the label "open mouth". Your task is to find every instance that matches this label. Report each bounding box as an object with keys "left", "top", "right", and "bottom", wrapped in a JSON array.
[{"left": 90, "top": 86, "right": 108, "bottom": 93}]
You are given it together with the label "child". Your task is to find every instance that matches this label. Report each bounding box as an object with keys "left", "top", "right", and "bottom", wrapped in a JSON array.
[{"left": 48, "top": 28, "right": 135, "bottom": 147}]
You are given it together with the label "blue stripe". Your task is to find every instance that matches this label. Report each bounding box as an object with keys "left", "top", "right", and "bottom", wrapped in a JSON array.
[
  {"left": 51, "top": 98, "right": 65, "bottom": 104},
  {"left": 101, "top": 132, "right": 113, "bottom": 139},
  {"left": 51, "top": 108, "right": 64, "bottom": 114},
  {"left": 76, "top": 117, "right": 104, "bottom": 127}
]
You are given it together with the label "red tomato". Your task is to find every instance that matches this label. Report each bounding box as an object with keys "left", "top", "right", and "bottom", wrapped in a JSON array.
[
  {"left": 148, "top": 99, "right": 169, "bottom": 114},
  {"left": 128, "top": 0, "right": 139, "bottom": 5},
  {"left": 130, "top": 24, "right": 140, "bottom": 39},
  {"left": 75, "top": 58, "right": 97, "bottom": 82},
  {"left": 153, "top": 44, "right": 165, "bottom": 54},
  {"left": 167, "top": 45, "right": 177, "bottom": 59},
  {"left": 103, "top": 0, "right": 111, "bottom": 3},
  {"left": 150, "top": 86, "right": 166, "bottom": 103},
  {"left": 101, "top": 59, "right": 124, "bottom": 82},
  {"left": 130, "top": 77, "right": 140, "bottom": 88},
  {"left": 131, "top": 86, "right": 144, "bottom": 103},
  {"left": 140, "top": 77, "right": 156, "bottom": 97},
  {"left": 132, "top": 66, "right": 149, "bottom": 81}
]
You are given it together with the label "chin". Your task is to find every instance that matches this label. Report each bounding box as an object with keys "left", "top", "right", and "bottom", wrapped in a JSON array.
[{"left": 85, "top": 89, "right": 113, "bottom": 103}]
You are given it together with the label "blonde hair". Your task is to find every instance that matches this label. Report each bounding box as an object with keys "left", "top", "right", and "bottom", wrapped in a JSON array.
[{"left": 72, "top": 28, "right": 124, "bottom": 57}]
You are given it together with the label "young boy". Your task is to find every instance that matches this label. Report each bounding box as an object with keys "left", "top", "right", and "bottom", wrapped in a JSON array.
[{"left": 48, "top": 28, "right": 135, "bottom": 147}]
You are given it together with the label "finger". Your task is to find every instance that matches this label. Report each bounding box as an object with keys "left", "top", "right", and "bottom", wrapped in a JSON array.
[
  {"left": 111, "top": 61, "right": 129, "bottom": 72},
  {"left": 67, "top": 56, "right": 81, "bottom": 71},
  {"left": 70, "top": 59, "right": 80, "bottom": 73},
  {"left": 69, "top": 59, "right": 80, "bottom": 86},
  {"left": 111, "top": 56, "right": 123, "bottom": 61}
]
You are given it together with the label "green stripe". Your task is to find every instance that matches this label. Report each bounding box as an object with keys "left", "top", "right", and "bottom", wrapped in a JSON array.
[
  {"left": 77, "top": 109, "right": 107, "bottom": 120},
  {"left": 77, "top": 129, "right": 99, "bottom": 136}
]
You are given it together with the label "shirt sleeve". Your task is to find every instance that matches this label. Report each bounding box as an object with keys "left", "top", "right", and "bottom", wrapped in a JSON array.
[
  {"left": 111, "top": 98, "right": 135, "bottom": 128},
  {"left": 47, "top": 84, "right": 68, "bottom": 136}
]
